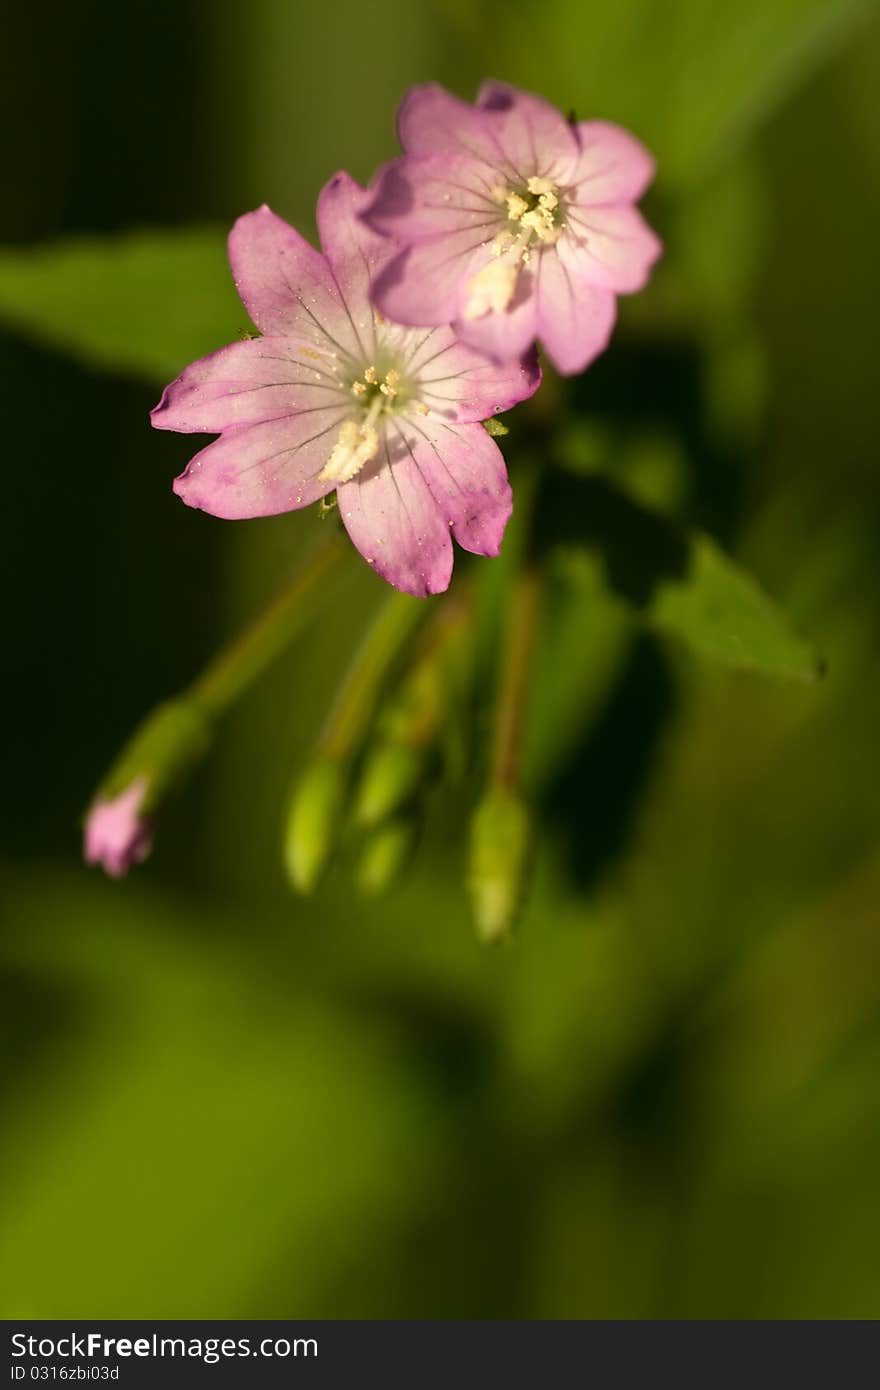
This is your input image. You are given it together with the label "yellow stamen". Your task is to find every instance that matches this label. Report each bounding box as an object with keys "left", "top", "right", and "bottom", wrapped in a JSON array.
[
  {"left": 464, "top": 176, "right": 564, "bottom": 320},
  {"left": 379, "top": 368, "right": 400, "bottom": 399}
]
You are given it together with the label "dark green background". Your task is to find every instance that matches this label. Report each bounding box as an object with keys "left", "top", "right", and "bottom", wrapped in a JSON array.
[{"left": 2, "top": 0, "right": 879, "bottom": 1317}]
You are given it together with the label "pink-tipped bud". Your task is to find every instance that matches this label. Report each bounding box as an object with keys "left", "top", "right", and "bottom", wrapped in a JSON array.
[{"left": 84, "top": 777, "right": 154, "bottom": 878}]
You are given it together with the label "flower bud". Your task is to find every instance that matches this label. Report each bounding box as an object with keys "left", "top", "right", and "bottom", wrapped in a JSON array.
[
  {"left": 84, "top": 777, "right": 154, "bottom": 878},
  {"left": 356, "top": 818, "right": 417, "bottom": 897},
  {"left": 283, "top": 754, "right": 347, "bottom": 893},
  {"left": 468, "top": 784, "right": 532, "bottom": 944},
  {"left": 354, "top": 743, "right": 425, "bottom": 828},
  {"left": 83, "top": 699, "right": 213, "bottom": 878}
]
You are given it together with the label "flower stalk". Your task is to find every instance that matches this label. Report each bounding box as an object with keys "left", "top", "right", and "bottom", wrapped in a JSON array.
[
  {"left": 85, "top": 534, "right": 346, "bottom": 876},
  {"left": 186, "top": 534, "right": 346, "bottom": 720},
  {"left": 284, "top": 588, "right": 427, "bottom": 892},
  {"left": 469, "top": 560, "right": 542, "bottom": 943}
]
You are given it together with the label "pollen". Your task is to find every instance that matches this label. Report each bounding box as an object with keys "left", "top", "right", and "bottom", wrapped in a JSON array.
[
  {"left": 465, "top": 175, "right": 564, "bottom": 319},
  {"left": 379, "top": 368, "right": 400, "bottom": 399},
  {"left": 505, "top": 192, "right": 529, "bottom": 221},
  {"left": 326, "top": 366, "right": 420, "bottom": 481},
  {"left": 498, "top": 177, "right": 563, "bottom": 246}
]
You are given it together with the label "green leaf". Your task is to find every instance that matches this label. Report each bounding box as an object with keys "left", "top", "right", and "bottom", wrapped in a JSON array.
[
  {"left": 460, "top": 0, "right": 875, "bottom": 185},
  {"left": 649, "top": 532, "right": 820, "bottom": 680},
  {"left": 0, "top": 226, "right": 241, "bottom": 383}
]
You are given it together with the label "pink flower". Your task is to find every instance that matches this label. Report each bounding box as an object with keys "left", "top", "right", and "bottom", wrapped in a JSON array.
[
  {"left": 84, "top": 777, "right": 154, "bottom": 878},
  {"left": 364, "top": 82, "right": 662, "bottom": 375},
  {"left": 152, "top": 173, "right": 540, "bottom": 597}
]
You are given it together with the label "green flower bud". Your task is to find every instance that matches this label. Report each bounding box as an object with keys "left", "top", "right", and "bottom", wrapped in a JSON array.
[
  {"left": 354, "top": 742, "right": 426, "bottom": 828},
  {"left": 468, "top": 784, "right": 532, "bottom": 944},
  {"left": 283, "top": 755, "right": 347, "bottom": 893},
  {"left": 356, "top": 818, "right": 417, "bottom": 897}
]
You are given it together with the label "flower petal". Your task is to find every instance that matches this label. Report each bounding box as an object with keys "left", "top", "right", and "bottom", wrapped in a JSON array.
[
  {"left": 365, "top": 154, "right": 503, "bottom": 244},
  {"left": 372, "top": 232, "right": 489, "bottom": 327},
  {"left": 453, "top": 269, "right": 540, "bottom": 365},
  {"left": 394, "top": 416, "right": 513, "bottom": 557},
  {"left": 228, "top": 205, "right": 361, "bottom": 362},
  {"left": 151, "top": 337, "right": 349, "bottom": 434},
  {"left": 477, "top": 80, "right": 580, "bottom": 180},
  {"left": 337, "top": 435, "right": 453, "bottom": 598},
  {"left": 406, "top": 328, "right": 540, "bottom": 422},
  {"left": 316, "top": 171, "right": 394, "bottom": 349},
  {"left": 570, "top": 120, "right": 656, "bottom": 204},
  {"left": 533, "top": 250, "right": 617, "bottom": 375},
  {"left": 397, "top": 83, "right": 505, "bottom": 176},
  {"left": 563, "top": 203, "right": 663, "bottom": 293},
  {"left": 173, "top": 412, "right": 346, "bottom": 519}
]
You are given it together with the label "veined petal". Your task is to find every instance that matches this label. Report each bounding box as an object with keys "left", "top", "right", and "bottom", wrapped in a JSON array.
[
  {"left": 453, "top": 270, "right": 539, "bottom": 365},
  {"left": 365, "top": 154, "right": 503, "bottom": 244},
  {"left": 337, "top": 435, "right": 453, "bottom": 598},
  {"left": 477, "top": 80, "right": 580, "bottom": 180},
  {"left": 569, "top": 120, "right": 656, "bottom": 204},
  {"left": 228, "top": 205, "right": 362, "bottom": 363},
  {"left": 395, "top": 416, "right": 512, "bottom": 558},
  {"left": 173, "top": 412, "right": 346, "bottom": 519},
  {"left": 372, "top": 232, "right": 489, "bottom": 327},
  {"left": 397, "top": 83, "right": 505, "bottom": 177},
  {"left": 534, "top": 251, "right": 617, "bottom": 375},
  {"left": 406, "top": 329, "right": 540, "bottom": 422},
  {"left": 316, "top": 172, "right": 393, "bottom": 352},
  {"left": 563, "top": 204, "right": 663, "bottom": 293},
  {"left": 151, "top": 337, "right": 349, "bottom": 434}
]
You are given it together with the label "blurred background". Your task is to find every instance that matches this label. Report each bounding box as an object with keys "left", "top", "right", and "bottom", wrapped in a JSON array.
[{"left": 2, "top": 0, "right": 880, "bottom": 1318}]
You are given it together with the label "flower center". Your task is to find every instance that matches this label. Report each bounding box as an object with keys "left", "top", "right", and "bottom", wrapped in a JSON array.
[
  {"left": 320, "top": 365, "right": 423, "bottom": 485},
  {"left": 463, "top": 177, "right": 564, "bottom": 321}
]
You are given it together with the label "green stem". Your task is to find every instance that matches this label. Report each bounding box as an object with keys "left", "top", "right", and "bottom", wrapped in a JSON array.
[
  {"left": 186, "top": 532, "right": 346, "bottom": 720},
  {"left": 319, "top": 589, "right": 426, "bottom": 761},
  {"left": 490, "top": 564, "right": 542, "bottom": 789}
]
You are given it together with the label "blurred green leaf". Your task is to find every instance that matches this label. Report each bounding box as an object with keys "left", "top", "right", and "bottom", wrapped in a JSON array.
[
  {"left": 0, "top": 227, "right": 240, "bottom": 383},
  {"left": 649, "top": 532, "right": 819, "bottom": 679},
  {"left": 474, "top": 0, "right": 876, "bottom": 185},
  {"left": 0, "top": 872, "right": 440, "bottom": 1317}
]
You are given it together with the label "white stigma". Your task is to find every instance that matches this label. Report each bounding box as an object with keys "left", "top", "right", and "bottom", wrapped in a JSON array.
[
  {"left": 465, "top": 177, "right": 563, "bottom": 319},
  {"left": 463, "top": 256, "right": 520, "bottom": 320},
  {"left": 320, "top": 418, "right": 380, "bottom": 483},
  {"left": 319, "top": 367, "right": 412, "bottom": 484}
]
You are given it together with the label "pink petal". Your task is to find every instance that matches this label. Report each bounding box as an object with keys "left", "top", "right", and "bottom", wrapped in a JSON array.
[
  {"left": 173, "top": 412, "right": 345, "bottom": 519},
  {"left": 397, "top": 83, "right": 505, "bottom": 176},
  {"left": 533, "top": 251, "right": 617, "bottom": 375},
  {"left": 316, "top": 171, "right": 394, "bottom": 339},
  {"left": 563, "top": 204, "right": 663, "bottom": 293},
  {"left": 228, "top": 205, "right": 361, "bottom": 361},
  {"left": 569, "top": 120, "right": 656, "bottom": 204},
  {"left": 365, "top": 154, "right": 504, "bottom": 244},
  {"left": 477, "top": 80, "right": 580, "bottom": 180},
  {"left": 151, "top": 337, "right": 348, "bottom": 434},
  {"left": 372, "top": 232, "right": 489, "bottom": 327},
  {"left": 394, "top": 415, "right": 513, "bottom": 557},
  {"left": 453, "top": 272, "right": 540, "bottom": 365},
  {"left": 336, "top": 436, "right": 453, "bottom": 598},
  {"left": 407, "top": 328, "right": 540, "bottom": 421}
]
